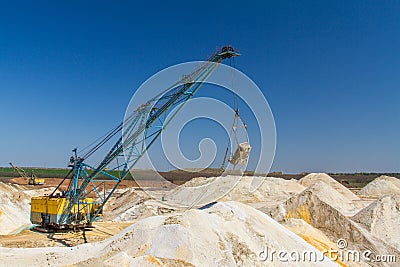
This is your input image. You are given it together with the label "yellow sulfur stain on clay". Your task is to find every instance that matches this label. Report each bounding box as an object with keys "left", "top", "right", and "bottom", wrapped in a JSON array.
[{"left": 286, "top": 205, "right": 311, "bottom": 224}]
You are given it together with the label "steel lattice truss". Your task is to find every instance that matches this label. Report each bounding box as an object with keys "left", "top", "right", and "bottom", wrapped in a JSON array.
[{"left": 51, "top": 46, "right": 240, "bottom": 227}]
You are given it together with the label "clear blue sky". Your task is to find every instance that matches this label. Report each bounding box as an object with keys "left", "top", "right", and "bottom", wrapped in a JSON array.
[{"left": 1, "top": 1, "right": 399, "bottom": 173}]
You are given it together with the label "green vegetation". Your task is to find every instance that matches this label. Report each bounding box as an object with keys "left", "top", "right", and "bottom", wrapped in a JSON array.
[
  {"left": 0, "top": 167, "right": 68, "bottom": 178},
  {"left": 0, "top": 167, "right": 135, "bottom": 180}
]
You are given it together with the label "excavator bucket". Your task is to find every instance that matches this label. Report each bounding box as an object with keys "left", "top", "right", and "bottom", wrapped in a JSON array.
[{"left": 228, "top": 142, "right": 252, "bottom": 168}]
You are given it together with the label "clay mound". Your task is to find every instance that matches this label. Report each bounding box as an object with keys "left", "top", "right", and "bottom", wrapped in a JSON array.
[
  {"left": 267, "top": 188, "right": 400, "bottom": 264},
  {"left": 352, "top": 194, "right": 400, "bottom": 251},
  {"left": 0, "top": 182, "right": 32, "bottom": 235},
  {"left": 161, "top": 175, "right": 306, "bottom": 210},
  {"left": 302, "top": 181, "right": 366, "bottom": 216},
  {"left": 284, "top": 218, "right": 336, "bottom": 249},
  {"left": 107, "top": 175, "right": 305, "bottom": 222},
  {"left": 222, "top": 176, "right": 305, "bottom": 204},
  {"left": 181, "top": 176, "right": 217, "bottom": 187},
  {"left": 357, "top": 176, "right": 400, "bottom": 198},
  {"left": 299, "top": 173, "right": 359, "bottom": 201},
  {"left": 0, "top": 201, "right": 338, "bottom": 266}
]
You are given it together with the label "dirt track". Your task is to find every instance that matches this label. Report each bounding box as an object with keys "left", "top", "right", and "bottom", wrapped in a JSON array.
[{"left": 0, "top": 221, "right": 134, "bottom": 248}]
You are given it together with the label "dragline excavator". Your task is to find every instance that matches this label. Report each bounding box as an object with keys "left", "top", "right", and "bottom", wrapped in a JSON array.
[
  {"left": 30, "top": 46, "right": 242, "bottom": 231},
  {"left": 9, "top": 162, "right": 45, "bottom": 185}
]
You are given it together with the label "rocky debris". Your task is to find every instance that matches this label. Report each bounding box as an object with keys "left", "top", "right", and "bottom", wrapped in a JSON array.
[{"left": 299, "top": 173, "right": 360, "bottom": 201}]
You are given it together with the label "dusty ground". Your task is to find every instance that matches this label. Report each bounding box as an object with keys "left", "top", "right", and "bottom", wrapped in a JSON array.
[{"left": 0, "top": 221, "right": 134, "bottom": 248}]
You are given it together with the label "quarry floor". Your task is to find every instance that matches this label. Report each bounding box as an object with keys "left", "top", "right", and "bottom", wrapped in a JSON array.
[{"left": 1, "top": 173, "right": 400, "bottom": 266}]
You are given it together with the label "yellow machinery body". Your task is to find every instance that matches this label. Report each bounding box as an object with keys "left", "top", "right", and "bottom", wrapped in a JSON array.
[
  {"left": 29, "top": 178, "right": 45, "bottom": 185},
  {"left": 30, "top": 196, "right": 101, "bottom": 228},
  {"left": 8, "top": 162, "right": 45, "bottom": 186}
]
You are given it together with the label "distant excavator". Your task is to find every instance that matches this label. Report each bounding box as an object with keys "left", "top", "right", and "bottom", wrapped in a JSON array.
[{"left": 9, "top": 162, "right": 45, "bottom": 185}]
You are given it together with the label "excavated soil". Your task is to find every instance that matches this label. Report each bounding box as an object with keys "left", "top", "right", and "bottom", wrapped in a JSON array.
[
  {"left": 352, "top": 194, "right": 400, "bottom": 251},
  {"left": 1, "top": 173, "right": 400, "bottom": 266},
  {"left": 0, "top": 201, "right": 339, "bottom": 266}
]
